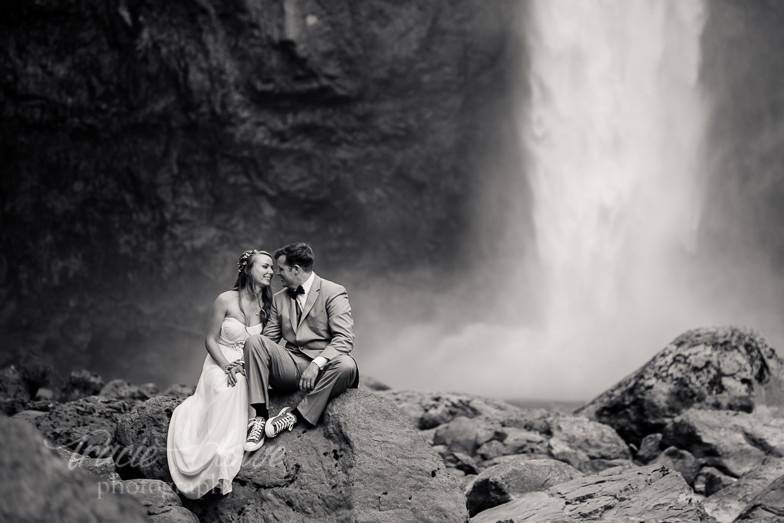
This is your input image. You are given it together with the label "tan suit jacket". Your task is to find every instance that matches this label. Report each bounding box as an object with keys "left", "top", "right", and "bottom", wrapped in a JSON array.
[{"left": 262, "top": 273, "right": 355, "bottom": 362}]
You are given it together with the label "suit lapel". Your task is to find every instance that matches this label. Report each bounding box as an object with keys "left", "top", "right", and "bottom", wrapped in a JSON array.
[{"left": 298, "top": 275, "right": 321, "bottom": 328}]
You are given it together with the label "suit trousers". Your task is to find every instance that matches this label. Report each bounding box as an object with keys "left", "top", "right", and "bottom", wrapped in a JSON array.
[{"left": 243, "top": 334, "right": 358, "bottom": 425}]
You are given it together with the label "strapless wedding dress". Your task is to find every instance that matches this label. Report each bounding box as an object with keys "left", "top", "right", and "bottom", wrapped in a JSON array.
[{"left": 167, "top": 317, "right": 260, "bottom": 499}]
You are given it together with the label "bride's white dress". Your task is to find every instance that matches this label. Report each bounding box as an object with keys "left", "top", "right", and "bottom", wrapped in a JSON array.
[{"left": 167, "top": 316, "right": 259, "bottom": 499}]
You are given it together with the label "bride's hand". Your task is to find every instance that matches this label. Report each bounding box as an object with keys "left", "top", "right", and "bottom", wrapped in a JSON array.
[
  {"left": 223, "top": 362, "right": 245, "bottom": 387},
  {"left": 227, "top": 360, "right": 245, "bottom": 373}
]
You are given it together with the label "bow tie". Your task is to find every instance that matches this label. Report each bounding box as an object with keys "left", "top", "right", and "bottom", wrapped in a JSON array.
[{"left": 287, "top": 285, "right": 305, "bottom": 299}]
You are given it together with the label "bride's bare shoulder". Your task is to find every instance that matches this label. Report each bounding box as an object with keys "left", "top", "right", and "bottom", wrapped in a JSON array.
[{"left": 214, "top": 290, "right": 239, "bottom": 307}]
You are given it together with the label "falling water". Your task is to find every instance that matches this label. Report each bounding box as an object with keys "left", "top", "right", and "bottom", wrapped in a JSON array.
[
  {"left": 491, "top": 0, "right": 707, "bottom": 393},
  {"left": 370, "top": 0, "right": 717, "bottom": 400},
  {"left": 524, "top": 0, "right": 707, "bottom": 323}
]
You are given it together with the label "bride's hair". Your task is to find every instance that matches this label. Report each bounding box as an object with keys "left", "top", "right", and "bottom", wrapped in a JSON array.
[{"left": 233, "top": 249, "right": 273, "bottom": 325}]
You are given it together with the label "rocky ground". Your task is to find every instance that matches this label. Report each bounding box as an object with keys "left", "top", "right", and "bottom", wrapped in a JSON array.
[{"left": 3, "top": 325, "right": 784, "bottom": 522}]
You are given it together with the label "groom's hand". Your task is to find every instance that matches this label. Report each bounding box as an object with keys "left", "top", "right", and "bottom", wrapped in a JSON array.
[{"left": 299, "top": 362, "right": 320, "bottom": 392}]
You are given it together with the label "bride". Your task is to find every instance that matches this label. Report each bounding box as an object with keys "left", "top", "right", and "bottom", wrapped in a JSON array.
[{"left": 167, "top": 249, "right": 274, "bottom": 499}]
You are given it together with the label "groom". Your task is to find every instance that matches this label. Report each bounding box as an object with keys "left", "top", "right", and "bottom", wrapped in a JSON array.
[{"left": 243, "top": 242, "right": 358, "bottom": 451}]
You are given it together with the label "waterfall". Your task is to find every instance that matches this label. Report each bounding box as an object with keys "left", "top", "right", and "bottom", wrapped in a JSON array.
[
  {"left": 370, "top": 0, "right": 715, "bottom": 400},
  {"left": 521, "top": 0, "right": 708, "bottom": 347}
]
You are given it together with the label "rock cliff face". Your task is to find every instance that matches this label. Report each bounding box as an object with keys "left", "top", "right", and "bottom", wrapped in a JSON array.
[
  {"left": 700, "top": 0, "right": 784, "bottom": 268},
  {"left": 0, "top": 0, "right": 523, "bottom": 383}
]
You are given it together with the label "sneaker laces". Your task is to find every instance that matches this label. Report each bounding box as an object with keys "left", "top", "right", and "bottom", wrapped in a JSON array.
[
  {"left": 248, "top": 418, "right": 265, "bottom": 441},
  {"left": 271, "top": 412, "right": 296, "bottom": 434}
]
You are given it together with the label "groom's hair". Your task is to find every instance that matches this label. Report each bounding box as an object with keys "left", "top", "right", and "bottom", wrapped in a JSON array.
[{"left": 275, "top": 242, "right": 314, "bottom": 271}]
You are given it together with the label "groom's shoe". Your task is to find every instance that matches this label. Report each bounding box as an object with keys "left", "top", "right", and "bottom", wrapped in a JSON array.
[
  {"left": 265, "top": 407, "right": 297, "bottom": 438},
  {"left": 244, "top": 417, "right": 266, "bottom": 452}
]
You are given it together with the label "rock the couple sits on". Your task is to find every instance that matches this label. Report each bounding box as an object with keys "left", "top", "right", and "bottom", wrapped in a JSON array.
[{"left": 167, "top": 242, "right": 358, "bottom": 499}]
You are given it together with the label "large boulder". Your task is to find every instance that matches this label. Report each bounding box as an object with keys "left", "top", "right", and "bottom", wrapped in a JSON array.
[
  {"left": 128, "top": 389, "right": 466, "bottom": 521},
  {"left": 703, "top": 457, "right": 784, "bottom": 523},
  {"left": 577, "top": 327, "right": 784, "bottom": 443},
  {"left": 0, "top": 416, "right": 147, "bottom": 522},
  {"left": 470, "top": 464, "right": 714, "bottom": 522},
  {"left": 33, "top": 396, "right": 135, "bottom": 457},
  {"left": 465, "top": 457, "right": 582, "bottom": 516}
]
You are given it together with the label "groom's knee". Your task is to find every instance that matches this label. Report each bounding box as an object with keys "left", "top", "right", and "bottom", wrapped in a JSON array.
[{"left": 329, "top": 355, "right": 357, "bottom": 381}]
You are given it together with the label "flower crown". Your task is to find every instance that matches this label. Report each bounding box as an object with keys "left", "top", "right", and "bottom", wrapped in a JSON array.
[{"left": 237, "top": 249, "right": 271, "bottom": 273}]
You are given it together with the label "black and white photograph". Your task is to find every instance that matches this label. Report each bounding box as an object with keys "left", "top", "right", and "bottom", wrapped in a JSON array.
[{"left": 2, "top": 0, "right": 784, "bottom": 521}]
